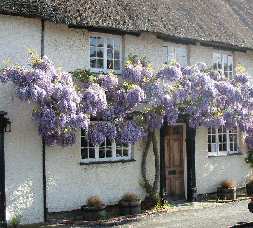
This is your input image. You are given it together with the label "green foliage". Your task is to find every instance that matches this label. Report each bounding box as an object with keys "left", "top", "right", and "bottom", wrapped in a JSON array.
[
  {"left": 236, "top": 64, "right": 247, "bottom": 74},
  {"left": 245, "top": 151, "right": 253, "bottom": 167},
  {"left": 153, "top": 200, "right": 173, "bottom": 211},
  {"left": 72, "top": 69, "right": 97, "bottom": 83},
  {"left": 9, "top": 214, "right": 22, "bottom": 228}
]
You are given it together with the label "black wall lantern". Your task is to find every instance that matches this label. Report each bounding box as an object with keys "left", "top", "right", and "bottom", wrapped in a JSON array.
[{"left": 0, "top": 111, "right": 11, "bottom": 228}]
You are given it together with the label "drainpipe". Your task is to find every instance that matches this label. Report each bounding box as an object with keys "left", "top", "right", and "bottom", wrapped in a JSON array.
[
  {"left": 0, "top": 112, "right": 11, "bottom": 228},
  {"left": 41, "top": 19, "right": 47, "bottom": 222},
  {"left": 186, "top": 123, "right": 197, "bottom": 201}
]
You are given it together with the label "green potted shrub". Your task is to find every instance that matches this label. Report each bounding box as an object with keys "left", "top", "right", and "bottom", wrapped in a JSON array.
[
  {"left": 119, "top": 192, "right": 141, "bottom": 215},
  {"left": 81, "top": 196, "right": 106, "bottom": 221},
  {"left": 217, "top": 180, "right": 237, "bottom": 201}
]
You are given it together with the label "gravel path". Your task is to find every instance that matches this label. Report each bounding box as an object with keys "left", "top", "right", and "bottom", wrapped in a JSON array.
[{"left": 116, "top": 200, "right": 253, "bottom": 228}]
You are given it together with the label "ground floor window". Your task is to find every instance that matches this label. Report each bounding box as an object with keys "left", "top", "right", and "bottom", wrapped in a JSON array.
[
  {"left": 81, "top": 129, "right": 132, "bottom": 163},
  {"left": 208, "top": 126, "right": 239, "bottom": 156}
]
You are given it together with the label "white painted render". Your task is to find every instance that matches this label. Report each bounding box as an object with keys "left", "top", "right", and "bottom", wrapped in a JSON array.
[
  {"left": 195, "top": 127, "right": 252, "bottom": 194},
  {"left": 0, "top": 15, "right": 43, "bottom": 224},
  {"left": 0, "top": 15, "right": 253, "bottom": 223}
]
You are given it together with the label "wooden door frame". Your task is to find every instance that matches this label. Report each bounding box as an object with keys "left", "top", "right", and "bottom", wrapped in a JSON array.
[{"left": 160, "top": 122, "right": 197, "bottom": 201}]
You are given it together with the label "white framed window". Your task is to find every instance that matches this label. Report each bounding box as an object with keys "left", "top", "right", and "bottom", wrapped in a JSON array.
[
  {"left": 213, "top": 52, "right": 233, "bottom": 79},
  {"left": 208, "top": 126, "right": 239, "bottom": 156},
  {"left": 89, "top": 33, "right": 122, "bottom": 73},
  {"left": 162, "top": 45, "right": 188, "bottom": 66},
  {"left": 81, "top": 129, "right": 132, "bottom": 163}
]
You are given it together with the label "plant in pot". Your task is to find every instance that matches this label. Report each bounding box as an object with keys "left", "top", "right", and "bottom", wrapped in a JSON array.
[
  {"left": 217, "top": 180, "right": 237, "bottom": 201},
  {"left": 119, "top": 192, "right": 141, "bottom": 215},
  {"left": 81, "top": 196, "right": 106, "bottom": 221}
]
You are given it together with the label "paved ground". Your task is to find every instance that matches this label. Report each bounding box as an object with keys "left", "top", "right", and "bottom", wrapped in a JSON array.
[{"left": 116, "top": 200, "right": 253, "bottom": 228}]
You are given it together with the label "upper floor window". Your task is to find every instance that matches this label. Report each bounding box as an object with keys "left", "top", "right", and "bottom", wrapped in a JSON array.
[
  {"left": 213, "top": 52, "right": 233, "bottom": 79},
  {"left": 89, "top": 34, "right": 122, "bottom": 73},
  {"left": 81, "top": 129, "right": 132, "bottom": 163},
  {"left": 208, "top": 126, "right": 239, "bottom": 156},
  {"left": 162, "top": 45, "right": 188, "bottom": 66}
]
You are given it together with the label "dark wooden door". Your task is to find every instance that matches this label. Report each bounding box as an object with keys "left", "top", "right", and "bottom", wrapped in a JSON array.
[{"left": 165, "top": 126, "right": 185, "bottom": 198}]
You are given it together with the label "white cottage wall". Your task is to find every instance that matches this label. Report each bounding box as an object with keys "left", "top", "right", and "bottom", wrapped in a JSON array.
[
  {"left": 195, "top": 127, "right": 252, "bottom": 194},
  {"left": 0, "top": 15, "right": 44, "bottom": 224}
]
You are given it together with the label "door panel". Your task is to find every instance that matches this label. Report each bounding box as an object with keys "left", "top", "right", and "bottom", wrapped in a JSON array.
[{"left": 165, "top": 126, "right": 185, "bottom": 198}]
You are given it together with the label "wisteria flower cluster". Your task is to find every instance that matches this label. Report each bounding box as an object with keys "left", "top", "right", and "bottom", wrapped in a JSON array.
[
  {"left": 1, "top": 53, "right": 253, "bottom": 149},
  {"left": 0, "top": 53, "right": 89, "bottom": 146}
]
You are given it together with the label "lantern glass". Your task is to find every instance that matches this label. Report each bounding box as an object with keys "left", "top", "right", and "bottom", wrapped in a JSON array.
[{"left": 5, "top": 121, "right": 11, "bottom": 133}]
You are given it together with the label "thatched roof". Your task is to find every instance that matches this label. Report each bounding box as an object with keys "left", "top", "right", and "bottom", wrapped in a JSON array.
[{"left": 1, "top": 0, "right": 253, "bottom": 50}]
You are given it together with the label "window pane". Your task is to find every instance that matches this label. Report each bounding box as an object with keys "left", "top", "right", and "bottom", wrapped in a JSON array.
[
  {"left": 224, "top": 71, "right": 228, "bottom": 78},
  {"left": 107, "top": 38, "right": 114, "bottom": 49},
  {"left": 96, "top": 59, "right": 104, "bottom": 69},
  {"left": 97, "top": 48, "right": 104, "bottom": 58},
  {"left": 90, "top": 37, "right": 96, "bottom": 47},
  {"left": 90, "top": 58, "right": 96, "bottom": 68},
  {"left": 97, "top": 37, "right": 104, "bottom": 47},
  {"left": 116, "top": 148, "right": 122, "bottom": 157},
  {"left": 90, "top": 47, "right": 96, "bottom": 58},
  {"left": 107, "top": 48, "right": 113, "bottom": 59},
  {"left": 176, "top": 47, "right": 187, "bottom": 66},
  {"left": 81, "top": 148, "right": 88, "bottom": 159},
  {"left": 162, "top": 46, "right": 168, "bottom": 64},
  {"left": 107, "top": 60, "right": 113, "bottom": 69},
  {"left": 106, "top": 149, "right": 112, "bottom": 157},
  {"left": 99, "top": 149, "right": 105, "bottom": 158},
  {"left": 89, "top": 148, "right": 95, "bottom": 158},
  {"left": 167, "top": 47, "right": 175, "bottom": 64},
  {"left": 81, "top": 137, "right": 88, "bottom": 148},
  {"left": 228, "top": 55, "right": 233, "bottom": 72},
  {"left": 114, "top": 50, "right": 120, "bottom": 59},
  {"left": 123, "top": 149, "right": 129, "bottom": 157},
  {"left": 114, "top": 60, "right": 120, "bottom": 70}
]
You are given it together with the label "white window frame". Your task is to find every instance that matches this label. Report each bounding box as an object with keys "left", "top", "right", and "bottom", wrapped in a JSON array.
[
  {"left": 80, "top": 129, "right": 133, "bottom": 163},
  {"left": 213, "top": 52, "right": 233, "bottom": 79},
  {"left": 162, "top": 44, "right": 188, "bottom": 66},
  {"left": 208, "top": 126, "right": 240, "bottom": 157},
  {"left": 89, "top": 32, "right": 122, "bottom": 74}
]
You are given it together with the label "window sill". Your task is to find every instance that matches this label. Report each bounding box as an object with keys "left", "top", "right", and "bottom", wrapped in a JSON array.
[
  {"left": 80, "top": 159, "right": 136, "bottom": 165},
  {"left": 208, "top": 152, "right": 243, "bottom": 158}
]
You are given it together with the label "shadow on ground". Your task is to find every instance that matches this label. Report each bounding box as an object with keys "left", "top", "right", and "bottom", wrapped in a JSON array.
[{"left": 230, "top": 222, "right": 253, "bottom": 227}]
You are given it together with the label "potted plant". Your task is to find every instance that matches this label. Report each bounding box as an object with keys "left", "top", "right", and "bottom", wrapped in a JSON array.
[
  {"left": 119, "top": 192, "right": 141, "bottom": 215},
  {"left": 217, "top": 180, "right": 237, "bottom": 201},
  {"left": 81, "top": 196, "right": 106, "bottom": 221}
]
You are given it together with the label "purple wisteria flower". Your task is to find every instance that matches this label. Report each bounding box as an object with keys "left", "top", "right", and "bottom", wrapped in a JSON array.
[
  {"left": 126, "top": 86, "right": 145, "bottom": 107},
  {"left": 117, "top": 121, "right": 145, "bottom": 144},
  {"left": 157, "top": 65, "right": 182, "bottom": 81}
]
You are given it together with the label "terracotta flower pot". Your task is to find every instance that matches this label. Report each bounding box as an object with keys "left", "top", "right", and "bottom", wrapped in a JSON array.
[
  {"left": 81, "top": 204, "right": 106, "bottom": 221},
  {"left": 119, "top": 199, "right": 141, "bottom": 215},
  {"left": 217, "top": 187, "right": 236, "bottom": 201}
]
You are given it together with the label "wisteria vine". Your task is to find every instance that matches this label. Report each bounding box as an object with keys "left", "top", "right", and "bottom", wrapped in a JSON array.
[{"left": 1, "top": 53, "right": 253, "bottom": 150}]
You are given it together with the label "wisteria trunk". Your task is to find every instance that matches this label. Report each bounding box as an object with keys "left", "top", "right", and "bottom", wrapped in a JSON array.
[{"left": 141, "top": 130, "right": 160, "bottom": 196}]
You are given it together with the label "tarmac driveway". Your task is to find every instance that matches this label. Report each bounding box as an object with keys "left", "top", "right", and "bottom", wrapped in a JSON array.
[{"left": 118, "top": 200, "right": 253, "bottom": 228}]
